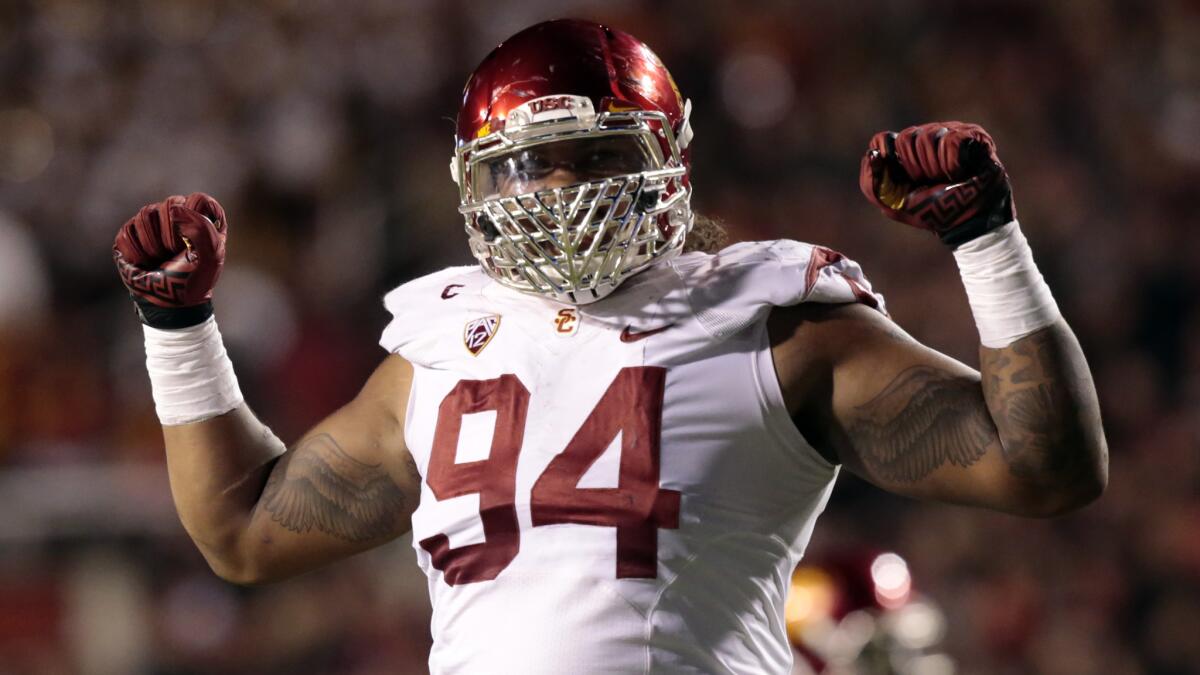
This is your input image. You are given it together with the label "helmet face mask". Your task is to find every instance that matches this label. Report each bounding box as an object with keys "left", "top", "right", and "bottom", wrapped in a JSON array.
[{"left": 452, "top": 20, "right": 695, "bottom": 305}]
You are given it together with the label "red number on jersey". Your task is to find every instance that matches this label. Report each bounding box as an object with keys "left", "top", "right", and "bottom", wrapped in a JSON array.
[
  {"left": 531, "top": 367, "right": 679, "bottom": 578},
  {"left": 419, "top": 367, "right": 679, "bottom": 585},
  {"left": 419, "top": 375, "right": 529, "bottom": 585}
]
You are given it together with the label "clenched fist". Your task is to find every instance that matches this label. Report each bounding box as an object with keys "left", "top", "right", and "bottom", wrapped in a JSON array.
[
  {"left": 113, "top": 192, "right": 227, "bottom": 328},
  {"left": 859, "top": 122, "right": 1015, "bottom": 246}
]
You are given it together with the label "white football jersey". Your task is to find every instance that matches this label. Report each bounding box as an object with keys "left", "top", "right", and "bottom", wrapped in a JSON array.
[{"left": 380, "top": 240, "right": 884, "bottom": 674}]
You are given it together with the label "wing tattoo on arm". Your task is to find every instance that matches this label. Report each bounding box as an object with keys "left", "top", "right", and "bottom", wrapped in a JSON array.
[
  {"left": 847, "top": 366, "right": 997, "bottom": 484},
  {"left": 260, "top": 433, "right": 410, "bottom": 542}
]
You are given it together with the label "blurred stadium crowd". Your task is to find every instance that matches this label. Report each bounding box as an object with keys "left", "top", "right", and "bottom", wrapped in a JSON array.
[{"left": 0, "top": 1, "right": 1197, "bottom": 673}]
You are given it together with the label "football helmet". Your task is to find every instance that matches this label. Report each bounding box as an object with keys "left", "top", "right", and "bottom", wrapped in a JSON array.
[
  {"left": 786, "top": 551, "right": 953, "bottom": 674},
  {"left": 452, "top": 19, "right": 695, "bottom": 304}
]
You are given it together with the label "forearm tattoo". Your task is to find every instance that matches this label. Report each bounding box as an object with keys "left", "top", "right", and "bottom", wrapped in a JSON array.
[
  {"left": 848, "top": 366, "right": 997, "bottom": 483},
  {"left": 260, "top": 433, "right": 409, "bottom": 542},
  {"left": 981, "top": 326, "right": 1095, "bottom": 485}
]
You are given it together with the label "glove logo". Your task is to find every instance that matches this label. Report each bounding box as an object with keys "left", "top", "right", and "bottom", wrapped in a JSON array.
[
  {"left": 912, "top": 179, "right": 983, "bottom": 230},
  {"left": 114, "top": 252, "right": 191, "bottom": 305}
]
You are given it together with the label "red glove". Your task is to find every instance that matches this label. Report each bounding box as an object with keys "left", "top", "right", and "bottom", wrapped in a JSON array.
[
  {"left": 113, "top": 193, "right": 227, "bottom": 328},
  {"left": 859, "top": 122, "right": 1015, "bottom": 246}
]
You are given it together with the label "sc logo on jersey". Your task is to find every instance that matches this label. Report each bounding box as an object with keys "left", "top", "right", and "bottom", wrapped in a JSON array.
[{"left": 553, "top": 308, "right": 579, "bottom": 337}]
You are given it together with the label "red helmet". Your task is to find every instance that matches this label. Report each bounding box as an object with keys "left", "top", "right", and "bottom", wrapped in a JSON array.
[
  {"left": 451, "top": 19, "right": 695, "bottom": 304},
  {"left": 787, "top": 551, "right": 950, "bottom": 674}
]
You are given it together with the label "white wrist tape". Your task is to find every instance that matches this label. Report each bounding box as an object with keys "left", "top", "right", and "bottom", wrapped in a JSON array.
[
  {"left": 143, "top": 316, "right": 244, "bottom": 425},
  {"left": 952, "top": 221, "right": 1062, "bottom": 348}
]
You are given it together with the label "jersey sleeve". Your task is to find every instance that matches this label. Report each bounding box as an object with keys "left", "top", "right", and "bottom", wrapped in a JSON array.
[
  {"left": 379, "top": 265, "right": 479, "bottom": 365},
  {"left": 673, "top": 239, "right": 886, "bottom": 340}
]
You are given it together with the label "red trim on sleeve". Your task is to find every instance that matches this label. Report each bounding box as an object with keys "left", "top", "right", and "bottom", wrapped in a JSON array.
[
  {"left": 840, "top": 272, "right": 880, "bottom": 309},
  {"left": 804, "top": 246, "right": 846, "bottom": 291}
]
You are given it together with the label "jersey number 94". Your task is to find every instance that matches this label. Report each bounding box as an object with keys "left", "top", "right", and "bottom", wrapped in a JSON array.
[{"left": 421, "top": 367, "right": 680, "bottom": 585}]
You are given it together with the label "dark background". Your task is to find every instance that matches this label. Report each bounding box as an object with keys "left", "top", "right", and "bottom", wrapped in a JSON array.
[{"left": 0, "top": 1, "right": 1197, "bottom": 673}]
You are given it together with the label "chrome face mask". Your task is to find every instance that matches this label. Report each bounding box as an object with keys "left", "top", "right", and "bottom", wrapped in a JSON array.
[
  {"left": 452, "top": 96, "right": 694, "bottom": 305},
  {"left": 462, "top": 168, "right": 691, "bottom": 304}
]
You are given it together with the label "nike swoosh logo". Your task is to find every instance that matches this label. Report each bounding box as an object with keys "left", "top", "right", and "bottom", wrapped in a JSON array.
[{"left": 620, "top": 323, "right": 674, "bottom": 343}]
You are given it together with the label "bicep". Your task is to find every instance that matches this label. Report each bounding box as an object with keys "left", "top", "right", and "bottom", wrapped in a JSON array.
[
  {"left": 243, "top": 354, "right": 422, "bottom": 580},
  {"left": 770, "top": 303, "right": 1026, "bottom": 511}
]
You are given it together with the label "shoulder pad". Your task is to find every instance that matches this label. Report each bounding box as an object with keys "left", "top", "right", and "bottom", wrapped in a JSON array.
[
  {"left": 379, "top": 265, "right": 483, "bottom": 359},
  {"left": 669, "top": 240, "right": 885, "bottom": 340}
]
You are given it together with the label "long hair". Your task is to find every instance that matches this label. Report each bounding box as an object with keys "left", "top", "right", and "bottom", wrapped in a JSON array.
[{"left": 683, "top": 213, "right": 729, "bottom": 254}]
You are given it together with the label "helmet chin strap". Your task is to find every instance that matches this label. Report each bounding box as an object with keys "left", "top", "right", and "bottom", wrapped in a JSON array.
[{"left": 677, "top": 99, "right": 694, "bottom": 150}]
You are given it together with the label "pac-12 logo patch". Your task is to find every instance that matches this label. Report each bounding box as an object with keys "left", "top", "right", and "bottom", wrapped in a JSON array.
[{"left": 464, "top": 315, "right": 500, "bottom": 355}]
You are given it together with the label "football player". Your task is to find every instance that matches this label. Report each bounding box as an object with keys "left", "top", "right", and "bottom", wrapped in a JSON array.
[{"left": 112, "top": 19, "right": 1107, "bottom": 675}]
